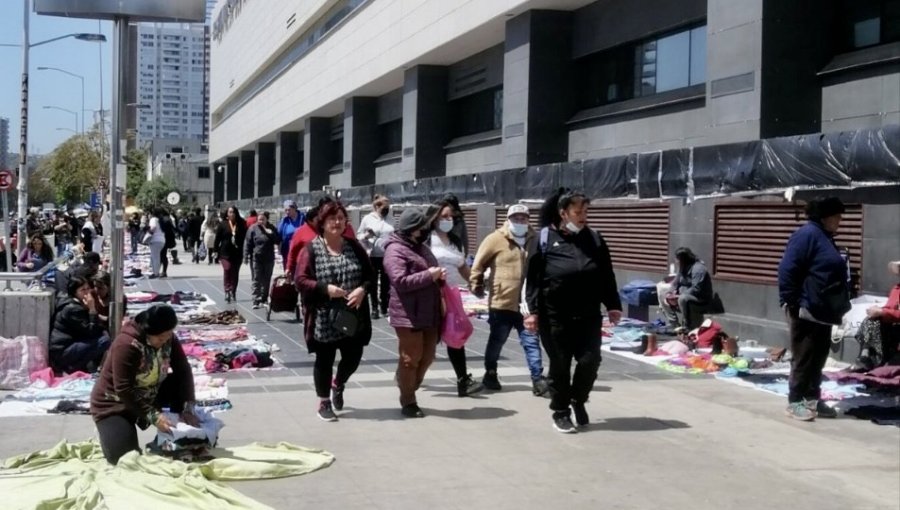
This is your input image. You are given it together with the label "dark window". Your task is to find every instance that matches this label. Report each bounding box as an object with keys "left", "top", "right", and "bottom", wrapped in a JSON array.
[
  {"left": 198, "top": 166, "right": 210, "bottom": 179},
  {"left": 576, "top": 24, "right": 706, "bottom": 109},
  {"left": 842, "top": 0, "right": 900, "bottom": 50},
  {"left": 330, "top": 138, "right": 344, "bottom": 168},
  {"left": 449, "top": 86, "right": 503, "bottom": 138},
  {"left": 377, "top": 119, "right": 402, "bottom": 155}
]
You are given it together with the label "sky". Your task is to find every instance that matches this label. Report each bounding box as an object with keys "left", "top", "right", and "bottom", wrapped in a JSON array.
[{"left": 0, "top": 0, "right": 114, "bottom": 159}]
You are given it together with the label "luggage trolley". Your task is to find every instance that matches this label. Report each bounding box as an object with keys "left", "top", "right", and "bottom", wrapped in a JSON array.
[{"left": 266, "top": 275, "right": 301, "bottom": 322}]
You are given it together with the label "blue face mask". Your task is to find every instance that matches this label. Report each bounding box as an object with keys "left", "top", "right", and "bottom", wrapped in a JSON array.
[
  {"left": 508, "top": 222, "right": 527, "bottom": 237},
  {"left": 438, "top": 219, "right": 454, "bottom": 233}
]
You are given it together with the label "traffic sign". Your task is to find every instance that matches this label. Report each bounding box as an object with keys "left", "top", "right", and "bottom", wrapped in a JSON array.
[
  {"left": 89, "top": 191, "right": 101, "bottom": 209},
  {"left": 0, "top": 170, "right": 13, "bottom": 191}
]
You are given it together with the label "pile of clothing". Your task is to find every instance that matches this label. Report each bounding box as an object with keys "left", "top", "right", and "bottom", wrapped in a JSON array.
[
  {"left": 176, "top": 325, "right": 278, "bottom": 374},
  {"left": 180, "top": 310, "right": 247, "bottom": 326},
  {"left": 126, "top": 291, "right": 213, "bottom": 318},
  {"left": 148, "top": 408, "right": 225, "bottom": 459}
]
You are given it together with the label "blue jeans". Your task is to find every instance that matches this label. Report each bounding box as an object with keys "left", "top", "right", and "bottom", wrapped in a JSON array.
[
  {"left": 57, "top": 334, "right": 111, "bottom": 374},
  {"left": 485, "top": 309, "right": 544, "bottom": 380}
]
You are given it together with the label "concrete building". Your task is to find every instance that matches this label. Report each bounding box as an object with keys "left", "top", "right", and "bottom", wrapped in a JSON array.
[
  {"left": 0, "top": 117, "right": 9, "bottom": 171},
  {"left": 208, "top": 0, "right": 900, "bottom": 357},
  {"left": 146, "top": 138, "right": 214, "bottom": 207},
  {"left": 136, "top": 1, "right": 213, "bottom": 147}
]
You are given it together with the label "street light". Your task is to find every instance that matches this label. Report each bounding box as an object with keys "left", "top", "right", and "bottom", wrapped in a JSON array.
[
  {"left": 56, "top": 127, "right": 77, "bottom": 134},
  {"left": 37, "top": 66, "right": 84, "bottom": 133},
  {"left": 43, "top": 105, "right": 78, "bottom": 134},
  {"left": 0, "top": 0, "right": 107, "bottom": 251}
]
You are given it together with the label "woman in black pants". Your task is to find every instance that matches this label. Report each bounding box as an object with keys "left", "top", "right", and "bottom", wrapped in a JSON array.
[{"left": 90, "top": 305, "right": 198, "bottom": 464}]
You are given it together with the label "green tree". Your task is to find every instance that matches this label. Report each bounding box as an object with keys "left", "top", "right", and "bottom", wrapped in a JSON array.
[
  {"left": 124, "top": 148, "right": 148, "bottom": 200},
  {"left": 38, "top": 128, "right": 108, "bottom": 206},
  {"left": 136, "top": 176, "right": 178, "bottom": 211},
  {"left": 27, "top": 164, "right": 57, "bottom": 206}
]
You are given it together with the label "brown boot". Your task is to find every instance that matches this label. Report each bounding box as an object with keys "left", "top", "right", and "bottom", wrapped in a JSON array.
[{"left": 643, "top": 333, "right": 658, "bottom": 356}]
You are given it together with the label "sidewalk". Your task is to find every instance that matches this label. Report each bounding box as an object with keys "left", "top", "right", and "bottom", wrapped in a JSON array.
[{"left": 1, "top": 258, "right": 897, "bottom": 509}]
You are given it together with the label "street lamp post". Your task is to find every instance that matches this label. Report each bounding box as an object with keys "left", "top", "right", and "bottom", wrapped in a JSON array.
[
  {"left": 0, "top": 0, "right": 106, "bottom": 249},
  {"left": 55, "top": 127, "right": 76, "bottom": 134},
  {"left": 43, "top": 105, "right": 78, "bottom": 134},
  {"left": 37, "top": 67, "right": 84, "bottom": 133}
]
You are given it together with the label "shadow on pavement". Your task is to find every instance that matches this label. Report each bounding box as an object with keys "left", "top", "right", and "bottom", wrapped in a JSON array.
[
  {"left": 338, "top": 406, "right": 518, "bottom": 421},
  {"left": 586, "top": 417, "right": 690, "bottom": 432}
]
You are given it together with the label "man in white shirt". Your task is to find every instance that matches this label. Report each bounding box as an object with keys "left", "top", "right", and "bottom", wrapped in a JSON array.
[{"left": 357, "top": 195, "right": 394, "bottom": 319}]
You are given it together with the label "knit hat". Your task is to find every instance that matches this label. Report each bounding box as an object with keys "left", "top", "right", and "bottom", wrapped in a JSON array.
[
  {"left": 507, "top": 204, "right": 530, "bottom": 218},
  {"left": 397, "top": 208, "right": 428, "bottom": 233},
  {"left": 806, "top": 197, "right": 845, "bottom": 220},
  {"left": 139, "top": 304, "right": 178, "bottom": 335}
]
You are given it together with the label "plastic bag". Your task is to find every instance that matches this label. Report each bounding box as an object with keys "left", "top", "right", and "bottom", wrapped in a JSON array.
[
  {"left": 0, "top": 336, "right": 48, "bottom": 390},
  {"left": 441, "top": 285, "right": 473, "bottom": 348}
]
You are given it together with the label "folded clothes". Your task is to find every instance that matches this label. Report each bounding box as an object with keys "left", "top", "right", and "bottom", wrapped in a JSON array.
[{"left": 181, "top": 310, "right": 246, "bottom": 325}]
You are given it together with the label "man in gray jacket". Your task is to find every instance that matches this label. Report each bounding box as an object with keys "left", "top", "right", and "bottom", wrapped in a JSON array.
[
  {"left": 660, "top": 247, "right": 714, "bottom": 330},
  {"left": 244, "top": 212, "right": 281, "bottom": 308}
]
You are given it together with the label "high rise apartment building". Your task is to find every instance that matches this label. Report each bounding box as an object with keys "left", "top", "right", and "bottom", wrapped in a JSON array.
[
  {"left": 0, "top": 117, "right": 9, "bottom": 170},
  {"left": 136, "top": 11, "right": 212, "bottom": 146}
]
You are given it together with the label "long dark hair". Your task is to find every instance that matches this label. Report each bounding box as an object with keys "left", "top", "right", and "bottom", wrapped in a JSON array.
[
  {"left": 28, "top": 234, "right": 54, "bottom": 260},
  {"left": 426, "top": 200, "right": 463, "bottom": 252}
]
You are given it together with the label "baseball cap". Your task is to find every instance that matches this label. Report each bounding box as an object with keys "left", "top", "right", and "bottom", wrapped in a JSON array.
[{"left": 507, "top": 204, "right": 530, "bottom": 218}]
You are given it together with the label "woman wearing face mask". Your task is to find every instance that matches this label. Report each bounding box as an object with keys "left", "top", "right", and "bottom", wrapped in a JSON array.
[
  {"left": 357, "top": 195, "right": 394, "bottom": 319},
  {"left": 524, "top": 190, "right": 622, "bottom": 433},
  {"left": 383, "top": 208, "right": 446, "bottom": 418},
  {"left": 90, "top": 304, "right": 198, "bottom": 465},
  {"left": 426, "top": 200, "right": 483, "bottom": 397}
]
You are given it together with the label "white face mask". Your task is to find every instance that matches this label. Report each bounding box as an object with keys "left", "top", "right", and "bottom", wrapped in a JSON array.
[
  {"left": 438, "top": 219, "right": 454, "bottom": 233},
  {"left": 508, "top": 221, "right": 527, "bottom": 237},
  {"left": 564, "top": 221, "right": 583, "bottom": 234}
]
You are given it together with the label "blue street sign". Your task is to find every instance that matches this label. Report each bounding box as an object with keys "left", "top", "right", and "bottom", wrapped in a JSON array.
[{"left": 89, "top": 192, "right": 100, "bottom": 209}]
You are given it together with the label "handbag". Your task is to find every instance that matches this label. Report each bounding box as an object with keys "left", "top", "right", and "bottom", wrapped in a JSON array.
[{"left": 331, "top": 304, "right": 360, "bottom": 338}]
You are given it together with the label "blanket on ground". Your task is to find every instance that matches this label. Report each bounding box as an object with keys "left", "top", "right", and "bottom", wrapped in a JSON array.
[{"left": 0, "top": 440, "right": 335, "bottom": 510}]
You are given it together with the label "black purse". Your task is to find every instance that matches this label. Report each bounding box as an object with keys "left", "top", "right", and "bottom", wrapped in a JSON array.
[{"left": 331, "top": 304, "right": 360, "bottom": 337}]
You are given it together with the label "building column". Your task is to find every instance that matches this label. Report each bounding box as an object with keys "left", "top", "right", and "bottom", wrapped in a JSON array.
[
  {"left": 239, "top": 150, "right": 255, "bottom": 200},
  {"left": 345, "top": 97, "right": 379, "bottom": 187},
  {"left": 305, "top": 117, "right": 331, "bottom": 192},
  {"left": 225, "top": 156, "right": 239, "bottom": 201},
  {"left": 401, "top": 65, "right": 448, "bottom": 180},
  {"left": 255, "top": 142, "right": 276, "bottom": 197},
  {"left": 503, "top": 10, "right": 573, "bottom": 168},
  {"left": 213, "top": 160, "right": 225, "bottom": 204},
  {"left": 275, "top": 131, "right": 301, "bottom": 196}
]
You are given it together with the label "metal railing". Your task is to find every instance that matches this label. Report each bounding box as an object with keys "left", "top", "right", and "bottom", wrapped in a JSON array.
[{"left": 0, "top": 252, "right": 72, "bottom": 290}]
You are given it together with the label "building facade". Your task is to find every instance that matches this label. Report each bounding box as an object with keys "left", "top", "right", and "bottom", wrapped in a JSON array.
[
  {"left": 136, "top": 5, "right": 212, "bottom": 147},
  {"left": 146, "top": 137, "right": 214, "bottom": 207},
  {"left": 208, "top": 0, "right": 900, "bottom": 357}
]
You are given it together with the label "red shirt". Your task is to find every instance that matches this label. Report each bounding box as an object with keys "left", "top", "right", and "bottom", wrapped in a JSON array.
[
  {"left": 285, "top": 223, "right": 355, "bottom": 274},
  {"left": 245, "top": 216, "right": 258, "bottom": 228},
  {"left": 882, "top": 284, "right": 900, "bottom": 323}
]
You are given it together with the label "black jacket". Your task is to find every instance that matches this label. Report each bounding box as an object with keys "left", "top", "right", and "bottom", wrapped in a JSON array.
[
  {"left": 189, "top": 215, "right": 204, "bottom": 240},
  {"left": 244, "top": 223, "right": 282, "bottom": 262},
  {"left": 49, "top": 295, "right": 106, "bottom": 360},
  {"left": 525, "top": 226, "right": 621, "bottom": 322},
  {"left": 214, "top": 219, "right": 247, "bottom": 262}
]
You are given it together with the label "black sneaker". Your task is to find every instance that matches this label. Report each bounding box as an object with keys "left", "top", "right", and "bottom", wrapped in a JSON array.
[
  {"left": 332, "top": 381, "right": 345, "bottom": 411},
  {"left": 371, "top": 310, "right": 380, "bottom": 320},
  {"left": 552, "top": 412, "right": 577, "bottom": 434},
  {"left": 532, "top": 376, "right": 550, "bottom": 397},
  {"left": 457, "top": 374, "right": 484, "bottom": 397},
  {"left": 401, "top": 403, "right": 425, "bottom": 418},
  {"left": 482, "top": 370, "right": 502, "bottom": 391},
  {"left": 572, "top": 401, "right": 589, "bottom": 427},
  {"left": 317, "top": 400, "right": 338, "bottom": 422}
]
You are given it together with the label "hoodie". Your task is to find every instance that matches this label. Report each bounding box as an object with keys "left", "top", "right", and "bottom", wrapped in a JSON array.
[
  {"left": 382, "top": 232, "right": 442, "bottom": 330},
  {"left": 90, "top": 319, "right": 194, "bottom": 429}
]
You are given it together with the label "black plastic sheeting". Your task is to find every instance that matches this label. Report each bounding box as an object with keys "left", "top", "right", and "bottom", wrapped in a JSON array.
[{"left": 229, "top": 126, "right": 899, "bottom": 209}]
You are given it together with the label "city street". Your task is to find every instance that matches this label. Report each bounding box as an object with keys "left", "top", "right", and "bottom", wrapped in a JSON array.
[{"left": 1, "top": 260, "right": 898, "bottom": 510}]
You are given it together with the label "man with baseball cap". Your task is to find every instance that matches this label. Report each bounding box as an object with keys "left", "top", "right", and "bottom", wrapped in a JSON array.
[{"left": 470, "top": 204, "right": 549, "bottom": 396}]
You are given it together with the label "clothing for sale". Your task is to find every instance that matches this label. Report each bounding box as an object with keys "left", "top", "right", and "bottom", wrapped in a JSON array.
[
  {"left": 470, "top": 224, "right": 535, "bottom": 313},
  {"left": 154, "top": 409, "right": 224, "bottom": 450},
  {"left": 0, "top": 440, "right": 335, "bottom": 509},
  {"left": 845, "top": 405, "right": 900, "bottom": 426},
  {"left": 48, "top": 399, "right": 91, "bottom": 414},
  {"left": 180, "top": 310, "right": 246, "bottom": 325}
]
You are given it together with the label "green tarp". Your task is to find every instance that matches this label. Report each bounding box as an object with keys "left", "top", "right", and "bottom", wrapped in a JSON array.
[{"left": 0, "top": 440, "right": 335, "bottom": 509}]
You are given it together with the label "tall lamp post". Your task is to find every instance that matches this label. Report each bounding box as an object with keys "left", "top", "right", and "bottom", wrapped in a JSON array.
[
  {"left": 55, "top": 127, "right": 76, "bottom": 134},
  {"left": 43, "top": 105, "right": 78, "bottom": 134},
  {"left": 0, "top": 0, "right": 105, "bottom": 250},
  {"left": 37, "top": 67, "right": 85, "bottom": 133}
]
